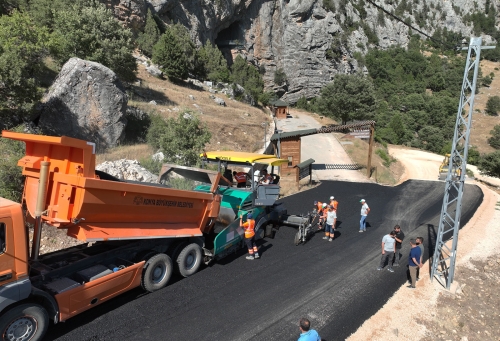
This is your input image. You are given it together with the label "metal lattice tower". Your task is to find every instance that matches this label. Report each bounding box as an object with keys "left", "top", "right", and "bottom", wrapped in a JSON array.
[{"left": 430, "top": 37, "right": 494, "bottom": 289}]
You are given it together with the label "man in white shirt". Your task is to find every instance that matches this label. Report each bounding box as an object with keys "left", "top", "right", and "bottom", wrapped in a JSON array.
[
  {"left": 322, "top": 205, "right": 337, "bottom": 242},
  {"left": 377, "top": 230, "right": 396, "bottom": 272},
  {"left": 359, "top": 199, "right": 370, "bottom": 232}
]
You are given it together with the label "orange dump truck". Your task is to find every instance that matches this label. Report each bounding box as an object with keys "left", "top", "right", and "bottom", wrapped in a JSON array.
[{"left": 0, "top": 131, "right": 222, "bottom": 341}]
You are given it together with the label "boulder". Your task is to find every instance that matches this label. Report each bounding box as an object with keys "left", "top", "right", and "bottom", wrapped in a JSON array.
[
  {"left": 214, "top": 97, "right": 226, "bottom": 106},
  {"left": 146, "top": 64, "right": 163, "bottom": 77},
  {"left": 230, "top": 84, "right": 255, "bottom": 106},
  {"left": 96, "top": 159, "right": 158, "bottom": 183},
  {"left": 37, "top": 58, "right": 127, "bottom": 151},
  {"left": 102, "top": 0, "right": 147, "bottom": 33}
]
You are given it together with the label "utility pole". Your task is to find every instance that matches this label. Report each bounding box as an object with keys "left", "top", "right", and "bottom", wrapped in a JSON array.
[
  {"left": 430, "top": 37, "right": 495, "bottom": 289},
  {"left": 262, "top": 122, "right": 268, "bottom": 150}
]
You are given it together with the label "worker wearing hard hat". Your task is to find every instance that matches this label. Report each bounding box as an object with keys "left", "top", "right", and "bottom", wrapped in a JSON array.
[
  {"left": 329, "top": 196, "right": 338, "bottom": 211},
  {"left": 323, "top": 205, "right": 337, "bottom": 241},
  {"left": 314, "top": 201, "right": 327, "bottom": 229}
]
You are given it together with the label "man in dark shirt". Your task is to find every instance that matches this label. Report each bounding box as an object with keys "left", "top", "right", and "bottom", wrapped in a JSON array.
[
  {"left": 408, "top": 239, "right": 422, "bottom": 288},
  {"left": 393, "top": 225, "right": 405, "bottom": 266}
]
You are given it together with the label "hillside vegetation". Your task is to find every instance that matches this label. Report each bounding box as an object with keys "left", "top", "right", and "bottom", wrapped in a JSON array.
[{"left": 2, "top": 0, "right": 500, "bottom": 203}]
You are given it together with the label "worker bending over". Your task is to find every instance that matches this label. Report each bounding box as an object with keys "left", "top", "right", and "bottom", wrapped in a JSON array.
[{"left": 314, "top": 201, "right": 327, "bottom": 229}]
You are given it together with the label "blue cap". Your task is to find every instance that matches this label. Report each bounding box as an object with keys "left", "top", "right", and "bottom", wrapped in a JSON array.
[
  {"left": 314, "top": 201, "right": 318, "bottom": 205},
  {"left": 247, "top": 213, "right": 253, "bottom": 219}
]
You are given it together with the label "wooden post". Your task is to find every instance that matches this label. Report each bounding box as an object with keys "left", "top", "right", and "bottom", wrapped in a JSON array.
[{"left": 367, "top": 124, "right": 375, "bottom": 178}]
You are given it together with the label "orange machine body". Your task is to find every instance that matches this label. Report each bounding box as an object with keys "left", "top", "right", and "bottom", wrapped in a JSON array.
[{"left": 2, "top": 131, "right": 221, "bottom": 242}]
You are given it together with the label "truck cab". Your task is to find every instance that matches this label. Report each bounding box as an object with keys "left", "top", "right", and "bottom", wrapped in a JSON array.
[{"left": 0, "top": 200, "right": 31, "bottom": 313}]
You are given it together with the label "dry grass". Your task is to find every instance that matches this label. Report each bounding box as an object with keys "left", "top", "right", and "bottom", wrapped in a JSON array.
[
  {"left": 469, "top": 60, "right": 500, "bottom": 154},
  {"left": 96, "top": 144, "right": 153, "bottom": 164},
  {"left": 95, "top": 64, "right": 271, "bottom": 163},
  {"left": 339, "top": 134, "right": 404, "bottom": 185},
  {"left": 128, "top": 65, "right": 271, "bottom": 153}
]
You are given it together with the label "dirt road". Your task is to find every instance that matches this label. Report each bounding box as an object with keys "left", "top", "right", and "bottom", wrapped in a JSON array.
[{"left": 388, "top": 146, "right": 443, "bottom": 183}]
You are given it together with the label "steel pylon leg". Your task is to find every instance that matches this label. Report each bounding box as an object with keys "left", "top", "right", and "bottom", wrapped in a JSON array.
[{"left": 430, "top": 37, "right": 488, "bottom": 289}]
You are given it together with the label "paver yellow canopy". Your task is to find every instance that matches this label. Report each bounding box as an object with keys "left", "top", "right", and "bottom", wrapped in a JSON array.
[{"left": 202, "top": 151, "right": 288, "bottom": 166}]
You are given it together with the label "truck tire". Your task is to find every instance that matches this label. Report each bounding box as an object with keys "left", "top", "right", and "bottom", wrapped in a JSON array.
[
  {"left": 141, "top": 253, "right": 173, "bottom": 292},
  {"left": 0, "top": 303, "right": 49, "bottom": 341},
  {"left": 176, "top": 243, "right": 202, "bottom": 277}
]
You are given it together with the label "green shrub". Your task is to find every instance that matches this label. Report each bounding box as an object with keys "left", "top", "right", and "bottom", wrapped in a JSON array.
[
  {"left": 0, "top": 10, "right": 48, "bottom": 124},
  {"left": 147, "top": 110, "right": 211, "bottom": 167},
  {"left": 49, "top": 0, "right": 137, "bottom": 81},
  {"left": 231, "top": 55, "right": 264, "bottom": 105},
  {"left": 0, "top": 126, "right": 26, "bottom": 202},
  {"left": 258, "top": 91, "right": 276, "bottom": 107},
  {"left": 488, "top": 125, "right": 500, "bottom": 149},
  {"left": 375, "top": 148, "right": 395, "bottom": 168},
  {"left": 146, "top": 113, "right": 168, "bottom": 150},
  {"left": 274, "top": 68, "right": 287, "bottom": 86},
  {"left": 478, "top": 151, "right": 500, "bottom": 177},
  {"left": 467, "top": 146, "right": 480, "bottom": 165},
  {"left": 139, "top": 157, "right": 162, "bottom": 175},
  {"left": 486, "top": 96, "right": 500, "bottom": 115},
  {"left": 323, "top": 0, "right": 335, "bottom": 12},
  {"left": 482, "top": 75, "right": 493, "bottom": 87},
  {"left": 168, "top": 177, "right": 195, "bottom": 190}
]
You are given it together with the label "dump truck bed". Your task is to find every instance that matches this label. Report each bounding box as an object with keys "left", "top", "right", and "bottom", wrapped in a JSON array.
[{"left": 2, "top": 131, "right": 221, "bottom": 242}]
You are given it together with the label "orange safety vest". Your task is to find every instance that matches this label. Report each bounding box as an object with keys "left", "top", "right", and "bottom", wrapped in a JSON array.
[
  {"left": 330, "top": 200, "right": 338, "bottom": 210},
  {"left": 242, "top": 219, "right": 255, "bottom": 238},
  {"left": 234, "top": 172, "right": 247, "bottom": 183},
  {"left": 316, "top": 202, "right": 323, "bottom": 213}
]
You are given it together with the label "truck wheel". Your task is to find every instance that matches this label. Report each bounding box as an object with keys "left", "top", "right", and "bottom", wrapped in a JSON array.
[
  {"left": 0, "top": 303, "right": 48, "bottom": 341},
  {"left": 141, "top": 253, "right": 173, "bottom": 292},
  {"left": 176, "top": 243, "right": 202, "bottom": 277}
]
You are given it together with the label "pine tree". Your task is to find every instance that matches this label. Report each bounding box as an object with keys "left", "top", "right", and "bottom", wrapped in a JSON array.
[
  {"left": 137, "top": 9, "right": 161, "bottom": 58},
  {"left": 152, "top": 28, "right": 188, "bottom": 80},
  {"left": 197, "top": 43, "right": 230, "bottom": 82}
]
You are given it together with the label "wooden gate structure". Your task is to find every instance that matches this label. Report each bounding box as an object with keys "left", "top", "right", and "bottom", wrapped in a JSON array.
[{"left": 270, "top": 120, "right": 376, "bottom": 187}]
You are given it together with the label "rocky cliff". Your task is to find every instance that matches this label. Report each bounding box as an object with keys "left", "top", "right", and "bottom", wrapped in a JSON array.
[{"left": 112, "top": 0, "right": 496, "bottom": 103}]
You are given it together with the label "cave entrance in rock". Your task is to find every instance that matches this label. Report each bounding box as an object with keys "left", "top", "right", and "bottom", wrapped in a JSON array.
[{"left": 215, "top": 21, "right": 244, "bottom": 66}]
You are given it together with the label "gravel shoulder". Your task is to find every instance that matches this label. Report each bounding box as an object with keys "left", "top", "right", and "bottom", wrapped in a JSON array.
[{"left": 347, "top": 146, "right": 500, "bottom": 341}]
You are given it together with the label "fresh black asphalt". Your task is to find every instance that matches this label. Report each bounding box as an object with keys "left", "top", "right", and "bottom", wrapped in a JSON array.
[{"left": 46, "top": 180, "right": 483, "bottom": 341}]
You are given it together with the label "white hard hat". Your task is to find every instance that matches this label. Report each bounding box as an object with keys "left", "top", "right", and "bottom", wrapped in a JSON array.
[
  {"left": 330, "top": 196, "right": 334, "bottom": 200},
  {"left": 322, "top": 203, "right": 327, "bottom": 208}
]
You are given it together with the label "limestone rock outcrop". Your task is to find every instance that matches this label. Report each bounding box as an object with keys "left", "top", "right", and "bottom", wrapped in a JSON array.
[
  {"left": 110, "top": 0, "right": 492, "bottom": 104},
  {"left": 96, "top": 159, "right": 158, "bottom": 183},
  {"left": 37, "top": 58, "right": 128, "bottom": 151}
]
